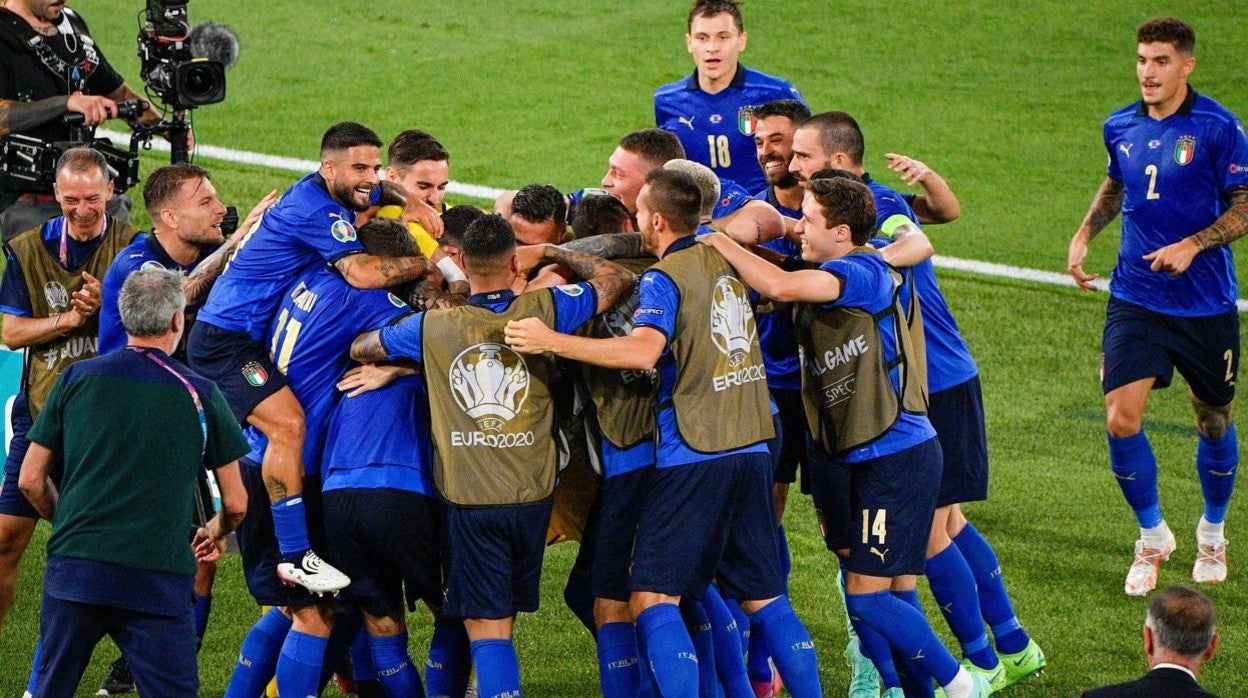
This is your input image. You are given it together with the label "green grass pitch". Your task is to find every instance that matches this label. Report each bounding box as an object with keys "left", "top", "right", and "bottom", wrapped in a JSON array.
[{"left": 2, "top": 1, "right": 1247, "bottom": 695}]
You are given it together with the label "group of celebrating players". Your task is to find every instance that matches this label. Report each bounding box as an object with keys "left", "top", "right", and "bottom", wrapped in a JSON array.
[{"left": 0, "top": 0, "right": 1245, "bottom": 696}]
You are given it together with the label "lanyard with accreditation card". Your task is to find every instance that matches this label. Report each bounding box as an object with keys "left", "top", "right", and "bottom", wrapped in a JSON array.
[{"left": 126, "top": 346, "right": 208, "bottom": 460}]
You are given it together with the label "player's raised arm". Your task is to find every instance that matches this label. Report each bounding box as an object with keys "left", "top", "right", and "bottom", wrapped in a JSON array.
[
  {"left": 533, "top": 244, "right": 636, "bottom": 313},
  {"left": 879, "top": 224, "right": 935, "bottom": 269},
  {"left": 885, "top": 153, "right": 962, "bottom": 224},
  {"left": 332, "top": 251, "right": 431, "bottom": 289},
  {"left": 1068, "top": 176, "right": 1125, "bottom": 290}
]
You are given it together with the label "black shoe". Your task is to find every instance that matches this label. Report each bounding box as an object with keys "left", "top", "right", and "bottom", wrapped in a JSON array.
[{"left": 97, "top": 657, "right": 135, "bottom": 695}]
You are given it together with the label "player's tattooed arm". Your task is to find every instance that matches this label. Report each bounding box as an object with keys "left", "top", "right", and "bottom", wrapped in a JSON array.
[
  {"left": 334, "top": 252, "right": 431, "bottom": 289},
  {"left": 0, "top": 96, "right": 70, "bottom": 136},
  {"left": 1077, "top": 177, "right": 1125, "bottom": 241},
  {"left": 1068, "top": 177, "right": 1124, "bottom": 290},
  {"left": 559, "top": 233, "right": 645, "bottom": 260},
  {"left": 1191, "top": 189, "right": 1248, "bottom": 251},
  {"left": 262, "top": 475, "right": 288, "bottom": 501},
  {"left": 350, "top": 329, "right": 389, "bottom": 364},
  {"left": 538, "top": 244, "right": 636, "bottom": 312},
  {"left": 183, "top": 243, "right": 236, "bottom": 305},
  {"left": 1146, "top": 190, "right": 1248, "bottom": 275}
]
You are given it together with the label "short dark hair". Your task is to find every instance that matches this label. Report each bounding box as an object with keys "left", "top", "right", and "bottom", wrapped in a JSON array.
[
  {"left": 143, "top": 163, "right": 212, "bottom": 212},
  {"left": 800, "top": 111, "right": 865, "bottom": 167},
  {"left": 55, "top": 147, "right": 111, "bottom": 182},
  {"left": 511, "top": 183, "right": 567, "bottom": 228},
  {"left": 751, "top": 99, "right": 811, "bottom": 124},
  {"left": 642, "top": 169, "right": 702, "bottom": 235},
  {"left": 461, "top": 214, "right": 516, "bottom": 271},
  {"left": 809, "top": 167, "right": 861, "bottom": 183},
  {"left": 321, "top": 121, "right": 382, "bottom": 156},
  {"left": 388, "top": 128, "right": 450, "bottom": 171},
  {"left": 357, "top": 217, "right": 420, "bottom": 258},
  {"left": 573, "top": 194, "right": 632, "bottom": 238},
  {"left": 1138, "top": 17, "right": 1195, "bottom": 54},
  {"left": 619, "top": 129, "right": 686, "bottom": 169},
  {"left": 376, "top": 180, "right": 407, "bottom": 209},
  {"left": 806, "top": 177, "right": 876, "bottom": 245},
  {"left": 688, "top": 0, "right": 743, "bottom": 32},
  {"left": 1147, "top": 586, "right": 1216, "bottom": 658},
  {"left": 441, "top": 204, "right": 485, "bottom": 248}
]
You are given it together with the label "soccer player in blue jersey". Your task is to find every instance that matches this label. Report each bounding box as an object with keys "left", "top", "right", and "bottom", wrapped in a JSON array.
[
  {"left": 701, "top": 177, "right": 991, "bottom": 698},
  {"left": 321, "top": 367, "right": 472, "bottom": 697},
  {"left": 655, "top": 0, "right": 804, "bottom": 195},
  {"left": 506, "top": 169, "right": 822, "bottom": 698},
  {"left": 187, "top": 122, "right": 432, "bottom": 598},
  {"left": 792, "top": 115, "right": 1046, "bottom": 691},
  {"left": 1067, "top": 17, "right": 1248, "bottom": 595},
  {"left": 222, "top": 217, "right": 417, "bottom": 698},
  {"left": 349, "top": 214, "right": 634, "bottom": 698}
]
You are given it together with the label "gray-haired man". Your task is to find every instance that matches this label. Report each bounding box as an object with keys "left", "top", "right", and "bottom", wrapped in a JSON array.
[{"left": 18, "top": 267, "right": 249, "bottom": 697}]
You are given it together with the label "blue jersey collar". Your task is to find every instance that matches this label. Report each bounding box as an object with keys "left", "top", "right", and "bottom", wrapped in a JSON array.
[
  {"left": 1134, "top": 86, "right": 1198, "bottom": 117},
  {"left": 661, "top": 233, "right": 698, "bottom": 259},
  {"left": 684, "top": 64, "right": 748, "bottom": 92},
  {"left": 467, "top": 288, "right": 516, "bottom": 307}
]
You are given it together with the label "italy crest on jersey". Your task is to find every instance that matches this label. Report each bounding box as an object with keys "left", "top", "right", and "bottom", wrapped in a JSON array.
[
  {"left": 738, "top": 106, "right": 757, "bottom": 136},
  {"left": 241, "top": 361, "right": 269, "bottom": 387},
  {"left": 1174, "top": 135, "right": 1196, "bottom": 166}
]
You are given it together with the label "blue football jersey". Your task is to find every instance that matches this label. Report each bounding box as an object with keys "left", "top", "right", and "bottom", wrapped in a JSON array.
[
  {"left": 322, "top": 374, "right": 435, "bottom": 495},
  {"left": 197, "top": 173, "right": 368, "bottom": 340},
  {"left": 655, "top": 66, "right": 804, "bottom": 195},
  {"left": 755, "top": 185, "right": 802, "bottom": 220},
  {"left": 755, "top": 235, "right": 800, "bottom": 391},
  {"left": 816, "top": 253, "right": 936, "bottom": 463},
  {"left": 243, "top": 266, "right": 409, "bottom": 475},
  {"left": 864, "top": 176, "right": 978, "bottom": 393},
  {"left": 1103, "top": 89, "right": 1248, "bottom": 316},
  {"left": 98, "top": 233, "right": 210, "bottom": 359}
]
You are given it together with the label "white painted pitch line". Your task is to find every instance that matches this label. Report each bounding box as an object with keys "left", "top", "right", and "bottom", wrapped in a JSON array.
[{"left": 98, "top": 129, "right": 1248, "bottom": 313}]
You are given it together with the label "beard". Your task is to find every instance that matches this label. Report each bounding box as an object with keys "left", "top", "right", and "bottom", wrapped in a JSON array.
[
  {"left": 331, "top": 180, "right": 371, "bottom": 212},
  {"left": 767, "top": 170, "right": 799, "bottom": 189}
]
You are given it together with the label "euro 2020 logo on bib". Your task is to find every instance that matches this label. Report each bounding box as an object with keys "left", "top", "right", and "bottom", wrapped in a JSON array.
[
  {"left": 710, "top": 276, "right": 756, "bottom": 367},
  {"left": 449, "top": 343, "right": 530, "bottom": 433},
  {"left": 43, "top": 281, "right": 68, "bottom": 313},
  {"left": 602, "top": 291, "right": 640, "bottom": 338}
]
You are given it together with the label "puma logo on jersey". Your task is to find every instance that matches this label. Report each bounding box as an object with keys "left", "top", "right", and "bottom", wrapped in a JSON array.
[
  {"left": 869, "top": 547, "right": 888, "bottom": 563},
  {"left": 1119, "top": 142, "right": 1133, "bottom": 157},
  {"left": 678, "top": 115, "right": 696, "bottom": 130}
]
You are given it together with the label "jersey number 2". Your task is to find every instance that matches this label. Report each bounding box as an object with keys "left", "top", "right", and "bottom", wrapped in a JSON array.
[
  {"left": 707, "top": 135, "right": 731, "bottom": 168},
  {"left": 1144, "top": 164, "right": 1161, "bottom": 200}
]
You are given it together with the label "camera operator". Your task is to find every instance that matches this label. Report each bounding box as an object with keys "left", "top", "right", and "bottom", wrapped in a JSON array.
[{"left": 0, "top": 0, "right": 163, "bottom": 241}]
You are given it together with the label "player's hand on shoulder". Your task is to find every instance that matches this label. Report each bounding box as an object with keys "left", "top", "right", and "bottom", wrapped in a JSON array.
[
  {"left": 336, "top": 363, "right": 413, "bottom": 397},
  {"left": 1143, "top": 237, "right": 1200, "bottom": 276},
  {"left": 403, "top": 197, "right": 444, "bottom": 239},
  {"left": 238, "top": 189, "right": 279, "bottom": 238},
  {"left": 504, "top": 317, "right": 556, "bottom": 355}
]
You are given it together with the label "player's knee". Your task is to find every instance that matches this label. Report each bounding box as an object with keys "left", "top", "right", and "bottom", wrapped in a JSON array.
[
  {"left": 1106, "top": 410, "right": 1143, "bottom": 438},
  {"left": 593, "top": 599, "right": 632, "bottom": 627},
  {"left": 265, "top": 411, "right": 306, "bottom": 447},
  {"left": 0, "top": 517, "right": 35, "bottom": 561},
  {"left": 1193, "top": 400, "right": 1233, "bottom": 439},
  {"left": 363, "top": 612, "right": 404, "bottom": 637}
]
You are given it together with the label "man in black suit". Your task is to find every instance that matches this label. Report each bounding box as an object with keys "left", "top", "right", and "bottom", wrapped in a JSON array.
[{"left": 1084, "top": 586, "right": 1220, "bottom": 697}]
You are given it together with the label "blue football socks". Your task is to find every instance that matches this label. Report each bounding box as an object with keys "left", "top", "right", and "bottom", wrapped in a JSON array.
[
  {"left": 681, "top": 598, "right": 722, "bottom": 698},
  {"left": 845, "top": 590, "right": 960, "bottom": 687},
  {"left": 193, "top": 593, "right": 212, "bottom": 645},
  {"left": 1196, "top": 425, "right": 1238, "bottom": 524},
  {"left": 749, "top": 596, "right": 821, "bottom": 698},
  {"left": 926, "top": 544, "right": 998, "bottom": 670},
  {"left": 470, "top": 638, "right": 522, "bottom": 698},
  {"left": 25, "top": 639, "right": 41, "bottom": 696},
  {"left": 426, "top": 619, "right": 470, "bottom": 697},
  {"left": 891, "top": 590, "right": 935, "bottom": 698},
  {"left": 370, "top": 632, "right": 423, "bottom": 698},
  {"left": 598, "top": 622, "right": 643, "bottom": 698},
  {"left": 224, "top": 607, "right": 291, "bottom": 698},
  {"left": 271, "top": 494, "right": 311, "bottom": 558},
  {"left": 637, "top": 603, "right": 699, "bottom": 698},
  {"left": 277, "top": 630, "right": 327, "bottom": 698},
  {"left": 953, "top": 522, "right": 1031, "bottom": 654},
  {"left": 851, "top": 614, "right": 901, "bottom": 689},
  {"left": 701, "top": 586, "right": 753, "bottom": 697},
  {"left": 1108, "top": 430, "right": 1162, "bottom": 528}
]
